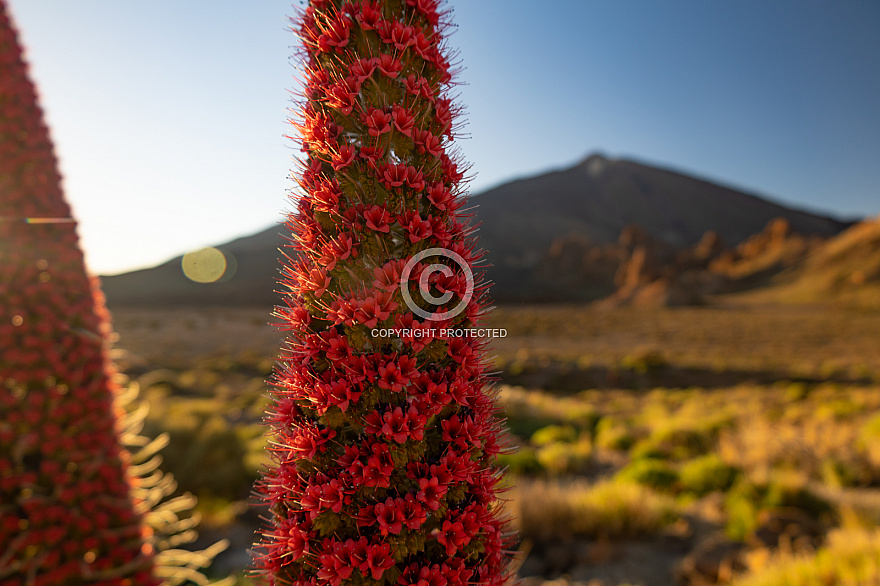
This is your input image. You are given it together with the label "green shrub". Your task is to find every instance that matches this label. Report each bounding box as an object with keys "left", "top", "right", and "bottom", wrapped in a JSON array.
[
  {"left": 679, "top": 454, "right": 739, "bottom": 496},
  {"left": 505, "top": 414, "right": 559, "bottom": 440},
  {"left": 536, "top": 439, "right": 592, "bottom": 475},
  {"left": 724, "top": 476, "right": 832, "bottom": 541},
  {"left": 496, "top": 447, "right": 543, "bottom": 475},
  {"left": 635, "top": 423, "right": 713, "bottom": 461},
  {"left": 725, "top": 490, "right": 760, "bottom": 542},
  {"left": 617, "top": 459, "right": 679, "bottom": 491},
  {"left": 860, "top": 414, "right": 880, "bottom": 468},
  {"left": 815, "top": 398, "right": 865, "bottom": 420},
  {"left": 143, "top": 398, "right": 260, "bottom": 500},
  {"left": 531, "top": 424, "right": 579, "bottom": 446},
  {"left": 783, "top": 381, "right": 810, "bottom": 402},
  {"left": 595, "top": 417, "right": 637, "bottom": 451},
  {"left": 620, "top": 348, "right": 668, "bottom": 374},
  {"left": 630, "top": 440, "right": 669, "bottom": 461},
  {"left": 513, "top": 478, "right": 678, "bottom": 541},
  {"left": 763, "top": 478, "right": 833, "bottom": 517}
]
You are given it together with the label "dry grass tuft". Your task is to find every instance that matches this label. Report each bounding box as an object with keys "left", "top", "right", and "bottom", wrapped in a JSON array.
[
  {"left": 508, "top": 477, "right": 677, "bottom": 541},
  {"left": 732, "top": 527, "right": 880, "bottom": 586}
]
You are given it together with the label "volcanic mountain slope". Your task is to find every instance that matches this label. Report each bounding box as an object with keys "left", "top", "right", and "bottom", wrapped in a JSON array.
[
  {"left": 100, "top": 153, "right": 854, "bottom": 307},
  {"left": 744, "top": 215, "right": 880, "bottom": 308},
  {"left": 101, "top": 226, "right": 282, "bottom": 308},
  {"left": 476, "top": 154, "right": 852, "bottom": 301}
]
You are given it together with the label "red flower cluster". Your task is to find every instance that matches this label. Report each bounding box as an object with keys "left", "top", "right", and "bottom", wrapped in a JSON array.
[
  {"left": 0, "top": 4, "right": 158, "bottom": 584},
  {"left": 254, "top": 1, "right": 514, "bottom": 585}
]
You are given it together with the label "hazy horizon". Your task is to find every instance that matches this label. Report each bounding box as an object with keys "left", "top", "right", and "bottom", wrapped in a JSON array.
[{"left": 96, "top": 151, "right": 868, "bottom": 277}]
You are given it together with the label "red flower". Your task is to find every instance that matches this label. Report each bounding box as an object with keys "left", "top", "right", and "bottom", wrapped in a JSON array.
[
  {"left": 401, "top": 210, "right": 433, "bottom": 243},
  {"left": 373, "top": 259, "right": 406, "bottom": 292},
  {"left": 327, "top": 296, "right": 358, "bottom": 326},
  {"left": 378, "top": 19, "right": 416, "bottom": 50},
  {"left": 404, "top": 74, "right": 434, "bottom": 101},
  {"left": 400, "top": 493, "right": 428, "bottom": 531},
  {"left": 407, "top": 0, "right": 441, "bottom": 25},
  {"left": 318, "top": 541, "right": 355, "bottom": 586},
  {"left": 434, "top": 97, "right": 453, "bottom": 135},
  {"left": 426, "top": 182, "right": 455, "bottom": 210},
  {"left": 362, "top": 107, "right": 393, "bottom": 137},
  {"left": 364, "top": 204, "right": 392, "bottom": 232},
  {"left": 414, "top": 129, "right": 444, "bottom": 156},
  {"left": 331, "top": 143, "right": 357, "bottom": 170},
  {"left": 377, "top": 358, "right": 409, "bottom": 392},
  {"left": 416, "top": 476, "right": 447, "bottom": 511},
  {"left": 362, "top": 442, "right": 395, "bottom": 488},
  {"left": 311, "top": 177, "right": 342, "bottom": 212},
  {"left": 392, "top": 105, "right": 416, "bottom": 136},
  {"left": 356, "top": 2, "right": 383, "bottom": 30},
  {"left": 324, "top": 379, "right": 360, "bottom": 412},
  {"left": 440, "top": 152, "right": 464, "bottom": 182},
  {"left": 302, "top": 266, "right": 330, "bottom": 297},
  {"left": 355, "top": 291, "right": 397, "bottom": 328},
  {"left": 364, "top": 542, "right": 395, "bottom": 580},
  {"left": 374, "top": 53, "right": 404, "bottom": 78},
  {"left": 316, "top": 14, "right": 352, "bottom": 53},
  {"left": 380, "top": 162, "right": 409, "bottom": 189},
  {"left": 348, "top": 57, "right": 377, "bottom": 85},
  {"left": 394, "top": 313, "right": 435, "bottom": 352},
  {"left": 343, "top": 353, "right": 375, "bottom": 383},
  {"left": 325, "top": 80, "right": 357, "bottom": 115},
  {"left": 437, "top": 519, "right": 470, "bottom": 557},
  {"left": 405, "top": 405, "right": 427, "bottom": 440},
  {"left": 380, "top": 406, "right": 410, "bottom": 443},
  {"left": 406, "top": 165, "right": 426, "bottom": 190},
  {"left": 306, "top": 66, "right": 331, "bottom": 95},
  {"left": 359, "top": 144, "right": 385, "bottom": 163},
  {"left": 289, "top": 424, "right": 336, "bottom": 460},
  {"left": 374, "top": 497, "right": 405, "bottom": 535},
  {"left": 322, "top": 329, "right": 350, "bottom": 361},
  {"left": 412, "top": 29, "right": 436, "bottom": 60},
  {"left": 319, "top": 231, "right": 358, "bottom": 268}
]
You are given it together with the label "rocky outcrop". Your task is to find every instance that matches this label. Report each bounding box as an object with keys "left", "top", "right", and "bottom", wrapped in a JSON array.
[{"left": 540, "top": 217, "right": 837, "bottom": 308}]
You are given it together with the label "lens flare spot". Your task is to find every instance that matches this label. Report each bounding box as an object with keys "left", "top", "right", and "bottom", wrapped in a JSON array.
[
  {"left": 11, "top": 315, "right": 23, "bottom": 326},
  {"left": 181, "top": 247, "right": 227, "bottom": 283}
]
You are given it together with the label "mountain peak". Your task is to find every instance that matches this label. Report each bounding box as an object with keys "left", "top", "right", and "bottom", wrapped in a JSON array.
[{"left": 578, "top": 152, "right": 614, "bottom": 176}]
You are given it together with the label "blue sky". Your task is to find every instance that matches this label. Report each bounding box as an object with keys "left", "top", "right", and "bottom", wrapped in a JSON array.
[{"left": 7, "top": 0, "right": 879, "bottom": 275}]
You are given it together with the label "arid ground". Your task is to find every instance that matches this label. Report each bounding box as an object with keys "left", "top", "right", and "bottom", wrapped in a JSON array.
[{"left": 110, "top": 300, "right": 880, "bottom": 586}]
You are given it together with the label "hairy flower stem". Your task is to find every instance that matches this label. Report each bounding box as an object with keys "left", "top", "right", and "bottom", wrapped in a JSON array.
[
  {"left": 254, "top": 1, "right": 515, "bottom": 586},
  {"left": 0, "top": 2, "right": 160, "bottom": 584}
]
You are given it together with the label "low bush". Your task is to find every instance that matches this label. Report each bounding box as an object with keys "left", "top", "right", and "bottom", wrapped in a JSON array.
[
  {"left": 536, "top": 438, "right": 593, "bottom": 475},
  {"left": 531, "top": 424, "right": 579, "bottom": 446},
  {"left": 725, "top": 475, "right": 832, "bottom": 541},
  {"left": 616, "top": 459, "right": 679, "bottom": 491},
  {"left": 679, "top": 454, "right": 740, "bottom": 496},
  {"left": 511, "top": 478, "right": 677, "bottom": 541},
  {"left": 496, "top": 446, "right": 543, "bottom": 475},
  {"left": 594, "top": 417, "right": 638, "bottom": 451},
  {"left": 731, "top": 528, "right": 880, "bottom": 586}
]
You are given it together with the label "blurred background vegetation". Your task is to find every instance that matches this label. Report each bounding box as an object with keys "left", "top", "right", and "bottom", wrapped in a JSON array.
[{"left": 108, "top": 301, "right": 880, "bottom": 586}]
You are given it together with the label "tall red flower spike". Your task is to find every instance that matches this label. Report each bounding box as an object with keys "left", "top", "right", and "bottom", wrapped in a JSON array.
[
  {"left": 254, "top": 1, "right": 515, "bottom": 585},
  {"left": 0, "top": 3, "right": 159, "bottom": 584}
]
